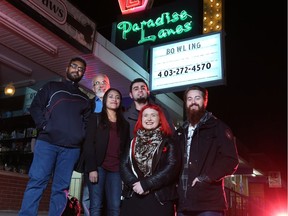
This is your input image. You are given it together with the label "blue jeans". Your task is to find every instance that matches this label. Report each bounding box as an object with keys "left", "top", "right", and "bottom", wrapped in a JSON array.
[
  {"left": 87, "top": 167, "right": 122, "bottom": 216},
  {"left": 177, "top": 211, "right": 224, "bottom": 216},
  {"left": 18, "top": 140, "right": 80, "bottom": 216},
  {"left": 82, "top": 175, "right": 90, "bottom": 216}
]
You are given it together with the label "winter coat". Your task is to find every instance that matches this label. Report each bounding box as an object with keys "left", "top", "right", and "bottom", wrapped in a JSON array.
[
  {"left": 29, "top": 79, "right": 91, "bottom": 147},
  {"left": 120, "top": 136, "right": 181, "bottom": 204},
  {"left": 175, "top": 112, "right": 239, "bottom": 212}
]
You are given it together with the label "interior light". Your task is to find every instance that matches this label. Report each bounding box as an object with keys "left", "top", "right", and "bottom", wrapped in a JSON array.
[
  {"left": 4, "top": 83, "right": 15, "bottom": 96},
  {"left": 1, "top": 79, "right": 36, "bottom": 97}
]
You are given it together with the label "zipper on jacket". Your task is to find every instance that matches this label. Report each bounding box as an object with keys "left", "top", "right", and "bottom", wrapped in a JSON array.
[{"left": 155, "top": 192, "right": 164, "bottom": 205}]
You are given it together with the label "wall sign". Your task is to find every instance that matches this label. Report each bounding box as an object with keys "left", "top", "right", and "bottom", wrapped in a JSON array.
[
  {"left": 112, "top": 0, "right": 202, "bottom": 50},
  {"left": 7, "top": 0, "right": 96, "bottom": 53},
  {"left": 150, "top": 32, "right": 225, "bottom": 94},
  {"left": 118, "top": 0, "right": 154, "bottom": 15}
]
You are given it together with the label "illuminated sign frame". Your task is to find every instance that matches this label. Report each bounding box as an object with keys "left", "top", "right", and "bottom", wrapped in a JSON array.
[{"left": 149, "top": 32, "right": 225, "bottom": 94}]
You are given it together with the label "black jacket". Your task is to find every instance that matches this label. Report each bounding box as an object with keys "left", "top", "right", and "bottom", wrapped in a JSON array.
[
  {"left": 29, "top": 79, "right": 91, "bottom": 147},
  {"left": 84, "top": 113, "right": 130, "bottom": 172},
  {"left": 175, "top": 112, "right": 239, "bottom": 212},
  {"left": 120, "top": 136, "right": 181, "bottom": 204}
]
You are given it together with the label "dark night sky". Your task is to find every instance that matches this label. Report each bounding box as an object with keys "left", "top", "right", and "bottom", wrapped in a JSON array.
[{"left": 72, "top": 0, "right": 287, "bottom": 179}]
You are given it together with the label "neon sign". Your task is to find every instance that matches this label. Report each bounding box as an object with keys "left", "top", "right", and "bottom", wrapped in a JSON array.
[
  {"left": 117, "top": 10, "right": 193, "bottom": 45},
  {"left": 118, "top": 0, "right": 154, "bottom": 15},
  {"left": 112, "top": 0, "right": 202, "bottom": 50}
]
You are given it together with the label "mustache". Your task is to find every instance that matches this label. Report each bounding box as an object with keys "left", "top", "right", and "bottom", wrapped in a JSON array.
[{"left": 189, "top": 103, "right": 199, "bottom": 108}]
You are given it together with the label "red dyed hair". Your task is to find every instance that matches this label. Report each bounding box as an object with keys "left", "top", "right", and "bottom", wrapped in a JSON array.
[{"left": 133, "top": 104, "right": 172, "bottom": 136}]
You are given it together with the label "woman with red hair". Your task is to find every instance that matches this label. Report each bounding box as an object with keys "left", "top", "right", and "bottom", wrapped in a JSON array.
[{"left": 120, "top": 104, "right": 181, "bottom": 216}]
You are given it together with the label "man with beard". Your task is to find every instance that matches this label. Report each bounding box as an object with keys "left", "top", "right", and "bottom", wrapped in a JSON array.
[
  {"left": 91, "top": 73, "right": 111, "bottom": 112},
  {"left": 124, "top": 78, "right": 175, "bottom": 139},
  {"left": 19, "top": 57, "right": 91, "bottom": 216},
  {"left": 175, "top": 85, "right": 239, "bottom": 216}
]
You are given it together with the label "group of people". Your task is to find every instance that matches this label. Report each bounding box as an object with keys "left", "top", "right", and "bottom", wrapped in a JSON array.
[{"left": 18, "top": 57, "right": 239, "bottom": 216}]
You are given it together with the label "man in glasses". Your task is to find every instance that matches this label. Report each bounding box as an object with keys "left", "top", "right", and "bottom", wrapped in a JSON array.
[
  {"left": 19, "top": 57, "right": 91, "bottom": 216},
  {"left": 91, "top": 73, "right": 111, "bottom": 112}
]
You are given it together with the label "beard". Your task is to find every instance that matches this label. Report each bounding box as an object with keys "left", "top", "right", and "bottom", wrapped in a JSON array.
[
  {"left": 135, "top": 96, "right": 148, "bottom": 104},
  {"left": 96, "top": 91, "right": 105, "bottom": 98},
  {"left": 186, "top": 104, "right": 206, "bottom": 126},
  {"left": 66, "top": 71, "right": 83, "bottom": 83}
]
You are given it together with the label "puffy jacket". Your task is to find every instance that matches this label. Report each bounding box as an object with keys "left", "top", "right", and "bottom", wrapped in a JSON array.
[
  {"left": 29, "top": 79, "right": 91, "bottom": 147},
  {"left": 120, "top": 136, "right": 181, "bottom": 204}
]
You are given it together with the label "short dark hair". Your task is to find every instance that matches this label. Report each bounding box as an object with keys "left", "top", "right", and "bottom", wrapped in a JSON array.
[
  {"left": 129, "top": 78, "right": 148, "bottom": 92},
  {"left": 69, "top": 57, "right": 87, "bottom": 70},
  {"left": 183, "top": 85, "right": 208, "bottom": 102}
]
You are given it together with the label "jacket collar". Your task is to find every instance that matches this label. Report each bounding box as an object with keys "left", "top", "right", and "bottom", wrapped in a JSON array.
[{"left": 181, "top": 111, "right": 214, "bottom": 131}]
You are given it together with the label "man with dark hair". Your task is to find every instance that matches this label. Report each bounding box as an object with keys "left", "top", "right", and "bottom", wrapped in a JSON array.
[
  {"left": 19, "top": 57, "right": 91, "bottom": 216},
  {"left": 175, "top": 85, "right": 239, "bottom": 216},
  {"left": 124, "top": 78, "right": 175, "bottom": 138}
]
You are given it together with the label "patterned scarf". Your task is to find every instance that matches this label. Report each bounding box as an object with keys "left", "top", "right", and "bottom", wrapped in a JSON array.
[{"left": 133, "top": 128, "right": 162, "bottom": 177}]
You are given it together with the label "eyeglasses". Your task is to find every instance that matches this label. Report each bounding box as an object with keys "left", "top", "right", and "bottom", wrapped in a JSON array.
[
  {"left": 93, "top": 81, "right": 108, "bottom": 86},
  {"left": 70, "top": 63, "right": 85, "bottom": 73}
]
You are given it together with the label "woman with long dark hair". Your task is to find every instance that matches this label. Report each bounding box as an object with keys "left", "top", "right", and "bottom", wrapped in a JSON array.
[{"left": 84, "top": 88, "right": 130, "bottom": 216}]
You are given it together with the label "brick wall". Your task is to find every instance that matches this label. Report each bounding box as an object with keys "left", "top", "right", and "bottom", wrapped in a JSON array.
[{"left": 0, "top": 171, "right": 51, "bottom": 211}]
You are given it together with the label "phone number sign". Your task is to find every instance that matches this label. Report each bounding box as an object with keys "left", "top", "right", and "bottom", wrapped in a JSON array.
[{"left": 150, "top": 32, "right": 225, "bottom": 93}]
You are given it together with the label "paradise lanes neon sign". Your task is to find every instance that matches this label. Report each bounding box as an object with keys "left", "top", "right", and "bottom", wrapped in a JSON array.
[
  {"left": 117, "top": 10, "right": 193, "bottom": 45},
  {"left": 113, "top": 0, "right": 201, "bottom": 50}
]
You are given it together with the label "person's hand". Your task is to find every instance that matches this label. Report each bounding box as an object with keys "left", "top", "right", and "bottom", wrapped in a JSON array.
[
  {"left": 132, "top": 181, "right": 148, "bottom": 195},
  {"left": 89, "top": 171, "right": 98, "bottom": 183}
]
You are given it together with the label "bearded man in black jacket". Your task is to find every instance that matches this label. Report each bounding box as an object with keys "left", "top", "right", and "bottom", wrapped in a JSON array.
[{"left": 175, "top": 85, "right": 239, "bottom": 216}]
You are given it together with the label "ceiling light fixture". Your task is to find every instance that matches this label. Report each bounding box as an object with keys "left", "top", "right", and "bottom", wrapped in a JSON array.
[
  {"left": 0, "top": 11, "right": 58, "bottom": 55},
  {"left": 0, "top": 54, "right": 32, "bottom": 76},
  {"left": 1, "top": 79, "right": 36, "bottom": 95},
  {"left": 4, "top": 83, "right": 16, "bottom": 96}
]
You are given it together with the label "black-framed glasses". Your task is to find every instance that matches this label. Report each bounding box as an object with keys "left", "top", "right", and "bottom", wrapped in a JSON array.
[
  {"left": 70, "top": 63, "right": 85, "bottom": 73},
  {"left": 93, "top": 81, "right": 108, "bottom": 86}
]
